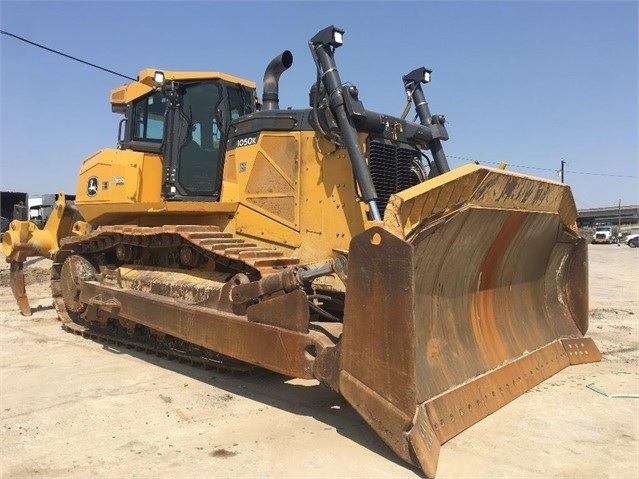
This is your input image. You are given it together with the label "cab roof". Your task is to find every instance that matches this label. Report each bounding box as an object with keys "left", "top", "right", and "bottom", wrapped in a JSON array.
[{"left": 110, "top": 69, "right": 256, "bottom": 106}]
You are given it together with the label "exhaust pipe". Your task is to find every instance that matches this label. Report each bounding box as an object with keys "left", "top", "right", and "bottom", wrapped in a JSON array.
[{"left": 262, "top": 50, "right": 293, "bottom": 110}]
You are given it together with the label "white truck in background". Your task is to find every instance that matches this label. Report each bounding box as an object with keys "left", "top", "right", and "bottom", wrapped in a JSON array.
[{"left": 592, "top": 224, "right": 615, "bottom": 244}]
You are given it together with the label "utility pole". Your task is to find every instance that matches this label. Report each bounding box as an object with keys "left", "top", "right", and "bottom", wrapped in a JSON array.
[
  {"left": 560, "top": 160, "right": 566, "bottom": 183},
  {"left": 618, "top": 198, "right": 622, "bottom": 242}
]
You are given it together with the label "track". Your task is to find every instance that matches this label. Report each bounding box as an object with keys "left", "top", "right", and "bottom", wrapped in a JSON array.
[{"left": 50, "top": 225, "right": 300, "bottom": 373}]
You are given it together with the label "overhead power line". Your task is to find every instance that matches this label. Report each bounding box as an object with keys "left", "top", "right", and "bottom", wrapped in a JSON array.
[
  {"left": 448, "top": 155, "right": 636, "bottom": 179},
  {"left": 0, "top": 29, "right": 136, "bottom": 81},
  {"left": 564, "top": 170, "right": 637, "bottom": 179}
]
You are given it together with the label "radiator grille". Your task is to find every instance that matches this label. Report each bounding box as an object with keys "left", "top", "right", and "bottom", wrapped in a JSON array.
[{"left": 367, "top": 139, "right": 422, "bottom": 216}]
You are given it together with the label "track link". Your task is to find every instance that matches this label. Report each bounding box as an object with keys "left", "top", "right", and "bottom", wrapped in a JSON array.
[
  {"left": 61, "top": 224, "right": 299, "bottom": 275},
  {"left": 58, "top": 314, "right": 253, "bottom": 373}
]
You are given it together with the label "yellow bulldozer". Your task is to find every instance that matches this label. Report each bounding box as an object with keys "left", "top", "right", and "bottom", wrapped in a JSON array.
[{"left": 3, "top": 25, "right": 600, "bottom": 478}]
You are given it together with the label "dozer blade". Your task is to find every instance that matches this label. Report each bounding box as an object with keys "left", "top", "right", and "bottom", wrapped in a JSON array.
[
  {"left": 338, "top": 164, "right": 600, "bottom": 478},
  {"left": 10, "top": 261, "right": 32, "bottom": 316}
]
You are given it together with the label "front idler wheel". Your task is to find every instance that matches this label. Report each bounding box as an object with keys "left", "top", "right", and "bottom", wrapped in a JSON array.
[{"left": 60, "top": 255, "right": 98, "bottom": 313}]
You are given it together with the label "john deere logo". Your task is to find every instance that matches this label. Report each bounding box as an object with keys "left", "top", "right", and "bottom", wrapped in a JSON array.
[{"left": 87, "top": 176, "right": 98, "bottom": 197}]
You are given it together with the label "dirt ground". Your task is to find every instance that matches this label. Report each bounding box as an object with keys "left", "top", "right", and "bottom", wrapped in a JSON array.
[{"left": 1, "top": 245, "right": 637, "bottom": 479}]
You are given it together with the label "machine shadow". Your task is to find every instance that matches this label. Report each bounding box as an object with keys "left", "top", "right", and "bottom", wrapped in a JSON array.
[
  {"left": 98, "top": 338, "right": 422, "bottom": 475},
  {"left": 31, "top": 304, "right": 56, "bottom": 313},
  {"left": 24, "top": 257, "right": 47, "bottom": 267}
]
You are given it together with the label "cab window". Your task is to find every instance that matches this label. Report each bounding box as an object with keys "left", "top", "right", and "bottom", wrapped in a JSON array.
[
  {"left": 133, "top": 91, "right": 165, "bottom": 141},
  {"left": 227, "top": 85, "right": 254, "bottom": 121}
]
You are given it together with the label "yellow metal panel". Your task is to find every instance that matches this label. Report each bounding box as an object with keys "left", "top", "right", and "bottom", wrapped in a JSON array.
[
  {"left": 110, "top": 82, "right": 154, "bottom": 105},
  {"left": 385, "top": 165, "right": 576, "bottom": 239},
  {"left": 385, "top": 169, "right": 487, "bottom": 239},
  {"left": 75, "top": 148, "right": 237, "bottom": 225},
  {"left": 220, "top": 151, "right": 239, "bottom": 201},
  {"left": 261, "top": 135, "right": 298, "bottom": 182},
  {"left": 558, "top": 187, "right": 579, "bottom": 234},
  {"left": 229, "top": 130, "right": 369, "bottom": 261},
  {"left": 471, "top": 169, "right": 567, "bottom": 212},
  {"left": 235, "top": 204, "right": 300, "bottom": 248},
  {"left": 78, "top": 200, "right": 238, "bottom": 226},
  {"left": 295, "top": 133, "right": 368, "bottom": 262},
  {"left": 75, "top": 149, "right": 158, "bottom": 204},
  {"left": 76, "top": 149, "right": 139, "bottom": 205},
  {"left": 245, "top": 150, "right": 298, "bottom": 227},
  {"left": 137, "top": 152, "right": 164, "bottom": 202},
  {"left": 236, "top": 133, "right": 300, "bottom": 230}
]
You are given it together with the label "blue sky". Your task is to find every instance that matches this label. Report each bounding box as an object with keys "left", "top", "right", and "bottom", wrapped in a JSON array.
[{"left": 1, "top": 1, "right": 637, "bottom": 209}]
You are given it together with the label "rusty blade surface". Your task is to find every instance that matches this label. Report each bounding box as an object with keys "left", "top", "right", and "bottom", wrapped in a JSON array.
[
  {"left": 339, "top": 167, "right": 601, "bottom": 478},
  {"left": 9, "top": 261, "right": 31, "bottom": 316},
  {"left": 410, "top": 207, "right": 586, "bottom": 402}
]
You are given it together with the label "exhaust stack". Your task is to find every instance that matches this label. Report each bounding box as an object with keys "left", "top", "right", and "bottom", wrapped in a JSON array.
[{"left": 262, "top": 50, "right": 293, "bottom": 110}]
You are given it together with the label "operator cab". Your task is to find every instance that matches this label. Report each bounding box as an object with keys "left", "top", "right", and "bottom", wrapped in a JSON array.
[{"left": 112, "top": 70, "right": 256, "bottom": 201}]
